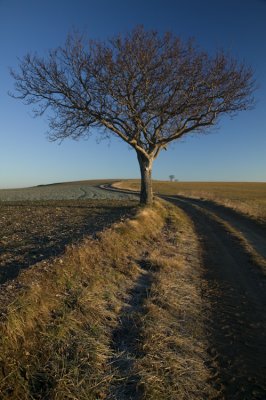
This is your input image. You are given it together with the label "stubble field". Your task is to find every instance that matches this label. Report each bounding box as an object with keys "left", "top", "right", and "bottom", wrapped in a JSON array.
[{"left": 113, "top": 180, "right": 266, "bottom": 222}]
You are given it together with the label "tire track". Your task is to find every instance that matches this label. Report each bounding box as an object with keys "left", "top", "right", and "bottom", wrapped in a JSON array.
[
  {"left": 175, "top": 196, "right": 266, "bottom": 262},
  {"left": 78, "top": 187, "right": 87, "bottom": 199},
  {"left": 167, "top": 196, "right": 266, "bottom": 399}
]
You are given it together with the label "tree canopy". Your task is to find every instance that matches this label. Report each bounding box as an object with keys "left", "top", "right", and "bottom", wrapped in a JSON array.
[{"left": 11, "top": 26, "right": 255, "bottom": 204}]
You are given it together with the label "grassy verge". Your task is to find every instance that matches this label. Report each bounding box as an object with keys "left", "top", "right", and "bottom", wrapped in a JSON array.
[
  {"left": 0, "top": 199, "right": 136, "bottom": 284},
  {"left": 0, "top": 200, "right": 215, "bottom": 399},
  {"left": 113, "top": 180, "right": 266, "bottom": 222},
  {"left": 132, "top": 206, "right": 216, "bottom": 399}
]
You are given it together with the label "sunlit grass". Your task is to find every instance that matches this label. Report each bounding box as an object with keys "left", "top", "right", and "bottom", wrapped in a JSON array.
[
  {"left": 0, "top": 200, "right": 215, "bottom": 399},
  {"left": 114, "top": 180, "right": 266, "bottom": 221}
]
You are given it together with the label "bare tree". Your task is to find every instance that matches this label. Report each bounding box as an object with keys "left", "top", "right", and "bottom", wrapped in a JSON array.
[
  {"left": 169, "top": 175, "right": 175, "bottom": 182},
  {"left": 10, "top": 26, "right": 255, "bottom": 204}
]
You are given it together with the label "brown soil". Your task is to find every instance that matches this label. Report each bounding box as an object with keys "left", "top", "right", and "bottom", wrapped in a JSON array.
[
  {"left": 1, "top": 187, "right": 266, "bottom": 399},
  {"left": 176, "top": 196, "right": 266, "bottom": 260},
  {"left": 0, "top": 200, "right": 136, "bottom": 285},
  {"left": 166, "top": 195, "right": 266, "bottom": 399}
]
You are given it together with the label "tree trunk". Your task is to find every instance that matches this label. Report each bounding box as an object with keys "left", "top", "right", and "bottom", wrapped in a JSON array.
[{"left": 137, "top": 151, "right": 153, "bottom": 205}]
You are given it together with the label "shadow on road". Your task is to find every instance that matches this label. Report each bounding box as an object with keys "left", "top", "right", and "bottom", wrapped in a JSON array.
[{"left": 166, "top": 196, "right": 266, "bottom": 399}]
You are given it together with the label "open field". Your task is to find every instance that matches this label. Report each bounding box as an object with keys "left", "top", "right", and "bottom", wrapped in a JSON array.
[
  {"left": 0, "top": 200, "right": 216, "bottom": 399},
  {"left": 0, "top": 199, "right": 137, "bottom": 285},
  {"left": 0, "top": 180, "right": 137, "bottom": 202},
  {"left": 113, "top": 180, "right": 266, "bottom": 222},
  {"left": 0, "top": 183, "right": 266, "bottom": 399}
]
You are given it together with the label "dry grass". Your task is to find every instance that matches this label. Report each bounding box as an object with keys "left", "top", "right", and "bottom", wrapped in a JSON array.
[
  {"left": 0, "top": 199, "right": 136, "bottom": 284},
  {"left": 114, "top": 180, "right": 266, "bottom": 222},
  {"left": 132, "top": 205, "right": 217, "bottom": 399},
  {"left": 0, "top": 200, "right": 215, "bottom": 399},
  {"left": 0, "top": 202, "right": 164, "bottom": 399}
]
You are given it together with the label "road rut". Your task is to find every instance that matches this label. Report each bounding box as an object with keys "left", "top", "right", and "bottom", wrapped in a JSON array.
[{"left": 166, "top": 196, "right": 266, "bottom": 399}]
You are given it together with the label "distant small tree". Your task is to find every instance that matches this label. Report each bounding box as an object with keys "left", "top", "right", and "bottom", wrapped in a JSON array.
[
  {"left": 10, "top": 26, "right": 255, "bottom": 205},
  {"left": 169, "top": 175, "right": 175, "bottom": 182}
]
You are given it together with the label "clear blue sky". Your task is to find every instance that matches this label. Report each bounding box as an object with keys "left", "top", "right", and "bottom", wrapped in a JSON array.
[{"left": 0, "top": 0, "right": 265, "bottom": 188}]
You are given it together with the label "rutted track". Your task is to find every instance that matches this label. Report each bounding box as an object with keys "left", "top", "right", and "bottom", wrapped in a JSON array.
[
  {"left": 1, "top": 181, "right": 266, "bottom": 398},
  {"left": 165, "top": 196, "right": 266, "bottom": 399},
  {"left": 103, "top": 185, "right": 266, "bottom": 397},
  {"left": 172, "top": 196, "right": 266, "bottom": 262}
]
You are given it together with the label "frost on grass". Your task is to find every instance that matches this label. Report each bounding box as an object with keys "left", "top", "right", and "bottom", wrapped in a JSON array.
[{"left": 0, "top": 184, "right": 137, "bottom": 201}]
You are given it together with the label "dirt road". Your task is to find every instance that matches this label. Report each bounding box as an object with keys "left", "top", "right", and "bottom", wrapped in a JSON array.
[{"left": 166, "top": 196, "right": 266, "bottom": 399}]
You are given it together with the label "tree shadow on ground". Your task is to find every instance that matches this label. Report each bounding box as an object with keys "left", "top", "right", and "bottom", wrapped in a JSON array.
[
  {"left": 0, "top": 204, "right": 135, "bottom": 285},
  {"left": 108, "top": 260, "right": 153, "bottom": 400}
]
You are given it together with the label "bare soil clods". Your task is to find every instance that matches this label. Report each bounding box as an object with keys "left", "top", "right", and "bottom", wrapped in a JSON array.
[{"left": 0, "top": 200, "right": 136, "bottom": 285}]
